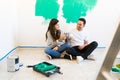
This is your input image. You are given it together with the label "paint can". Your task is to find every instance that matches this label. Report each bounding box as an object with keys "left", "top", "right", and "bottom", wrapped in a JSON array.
[{"left": 7, "top": 55, "right": 19, "bottom": 72}]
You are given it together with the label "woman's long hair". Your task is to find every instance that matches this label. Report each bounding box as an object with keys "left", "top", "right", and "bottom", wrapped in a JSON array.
[{"left": 45, "top": 18, "right": 61, "bottom": 41}]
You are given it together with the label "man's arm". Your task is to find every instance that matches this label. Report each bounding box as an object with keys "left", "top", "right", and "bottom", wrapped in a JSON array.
[
  {"left": 78, "top": 40, "right": 88, "bottom": 50},
  {"left": 84, "top": 40, "right": 88, "bottom": 46}
]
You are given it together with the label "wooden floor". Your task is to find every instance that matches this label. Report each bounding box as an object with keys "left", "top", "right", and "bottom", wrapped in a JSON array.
[{"left": 0, "top": 48, "right": 119, "bottom": 80}]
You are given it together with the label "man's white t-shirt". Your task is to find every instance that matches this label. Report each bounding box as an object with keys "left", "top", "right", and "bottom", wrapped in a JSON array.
[{"left": 69, "top": 29, "right": 88, "bottom": 47}]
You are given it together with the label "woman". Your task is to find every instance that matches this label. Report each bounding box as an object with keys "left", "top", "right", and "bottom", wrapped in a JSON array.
[{"left": 44, "top": 18, "right": 72, "bottom": 60}]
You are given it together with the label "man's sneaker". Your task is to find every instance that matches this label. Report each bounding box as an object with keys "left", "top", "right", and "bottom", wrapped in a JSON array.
[
  {"left": 87, "top": 55, "right": 95, "bottom": 61},
  {"left": 64, "top": 54, "right": 73, "bottom": 60},
  {"left": 72, "top": 56, "right": 77, "bottom": 59},
  {"left": 86, "top": 57, "right": 95, "bottom": 61},
  {"left": 46, "top": 54, "right": 52, "bottom": 60},
  {"left": 77, "top": 56, "right": 84, "bottom": 63}
]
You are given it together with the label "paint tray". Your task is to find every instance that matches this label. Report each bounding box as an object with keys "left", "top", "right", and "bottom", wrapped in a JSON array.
[{"left": 27, "top": 62, "right": 62, "bottom": 77}]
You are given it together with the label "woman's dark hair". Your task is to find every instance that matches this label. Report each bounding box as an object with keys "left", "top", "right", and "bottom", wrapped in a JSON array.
[
  {"left": 46, "top": 18, "right": 61, "bottom": 41},
  {"left": 79, "top": 18, "right": 86, "bottom": 25}
]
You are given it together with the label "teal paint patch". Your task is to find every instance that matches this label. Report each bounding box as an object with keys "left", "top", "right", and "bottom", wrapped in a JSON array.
[
  {"left": 35, "top": 0, "right": 60, "bottom": 19},
  {"left": 62, "top": 0, "right": 97, "bottom": 23}
]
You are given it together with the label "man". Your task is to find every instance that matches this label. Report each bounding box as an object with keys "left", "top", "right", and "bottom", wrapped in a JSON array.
[{"left": 66, "top": 18, "right": 98, "bottom": 61}]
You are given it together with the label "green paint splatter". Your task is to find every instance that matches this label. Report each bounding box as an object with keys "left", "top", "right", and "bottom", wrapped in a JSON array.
[
  {"left": 35, "top": 0, "right": 60, "bottom": 19},
  {"left": 35, "top": 0, "right": 97, "bottom": 23},
  {"left": 62, "top": 0, "right": 97, "bottom": 23}
]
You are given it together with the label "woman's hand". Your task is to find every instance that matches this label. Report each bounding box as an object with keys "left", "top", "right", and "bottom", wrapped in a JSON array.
[
  {"left": 58, "top": 34, "right": 66, "bottom": 41},
  {"left": 52, "top": 46, "right": 59, "bottom": 50}
]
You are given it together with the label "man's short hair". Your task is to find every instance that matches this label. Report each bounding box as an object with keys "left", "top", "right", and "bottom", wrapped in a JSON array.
[{"left": 79, "top": 18, "right": 86, "bottom": 25}]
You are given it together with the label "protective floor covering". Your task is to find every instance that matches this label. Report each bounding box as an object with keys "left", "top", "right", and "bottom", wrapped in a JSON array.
[{"left": 0, "top": 48, "right": 119, "bottom": 80}]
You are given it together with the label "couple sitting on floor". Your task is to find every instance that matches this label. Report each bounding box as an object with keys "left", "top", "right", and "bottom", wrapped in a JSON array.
[{"left": 44, "top": 18, "right": 98, "bottom": 61}]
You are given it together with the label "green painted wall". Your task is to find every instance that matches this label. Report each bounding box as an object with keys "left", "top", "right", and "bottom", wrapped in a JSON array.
[
  {"left": 63, "top": 0, "right": 97, "bottom": 23},
  {"left": 35, "top": 0, "right": 97, "bottom": 23},
  {"left": 35, "top": 0, "right": 60, "bottom": 19}
]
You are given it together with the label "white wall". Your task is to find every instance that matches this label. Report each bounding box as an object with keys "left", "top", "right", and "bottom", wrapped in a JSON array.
[
  {"left": 85, "top": 0, "right": 120, "bottom": 47},
  {"left": 0, "top": 0, "right": 120, "bottom": 60},
  {"left": 17, "top": 0, "right": 47, "bottom": 46},
  {"left": 17, "top": 0, "right": 120, "bottom": 47},
  {"left": 0, "top": 0, "right": 18, "bottom": 60}
]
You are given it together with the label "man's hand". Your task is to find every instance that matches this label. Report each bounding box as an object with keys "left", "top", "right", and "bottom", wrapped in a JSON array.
[
  {"left": 78, "top": 40, "right": 88, "bottom": 50},
  {"left": 78, "top": 45, "right": 85, "bottom": 50}
]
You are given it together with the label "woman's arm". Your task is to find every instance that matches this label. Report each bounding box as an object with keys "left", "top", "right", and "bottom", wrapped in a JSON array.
[{"left": 46, "top": 32, "right": 57, "bottom": 48}]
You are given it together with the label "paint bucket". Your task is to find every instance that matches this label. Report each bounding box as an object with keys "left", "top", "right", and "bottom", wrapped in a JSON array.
[{"left": 7, "top": 55, "right": 19, "bottom": 72}]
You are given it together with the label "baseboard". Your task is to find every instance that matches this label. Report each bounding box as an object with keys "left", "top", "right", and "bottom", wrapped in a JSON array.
[{"left": 0, "top": 46, "right": 106, "bottom": 62}]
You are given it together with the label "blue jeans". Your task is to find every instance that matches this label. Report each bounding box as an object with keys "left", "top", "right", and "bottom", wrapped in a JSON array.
[{"left": 44, "top": 42, "right": 70, "bottom": 58}]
